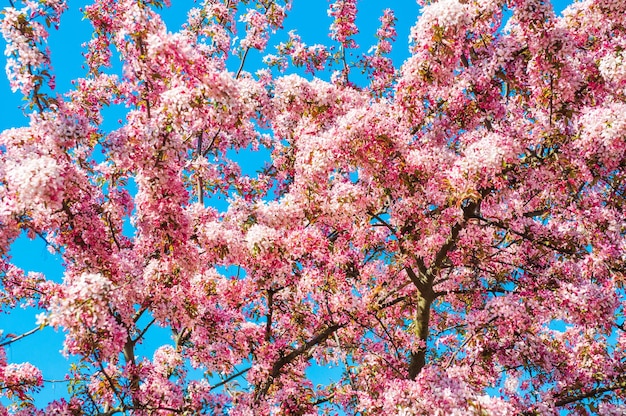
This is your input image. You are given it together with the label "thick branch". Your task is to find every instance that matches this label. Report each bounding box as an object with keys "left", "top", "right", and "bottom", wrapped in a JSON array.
[
  {"left": 122, "top": 337, "right": 140, "bottom": 408},
  {"left": 405, "top": 266, "right": 429, "bottom": 296},
  {"left": 555, "top": 380, "right": 626, "bottom": 407},
  {"left": 196, "top": 132, "right": 204, "bottom": 205},
  {"left": 407, "top": 214, "right": 468, "bottom": 379},
  {"left": 265, "top": 289, "right": 274, "bottom": 342},
  {"left": 270, "top": 324, "right": 343, "bottom": 378},
  {"left": 408, "top": 294, "right": 432, "bottom": 380},
  {"left": 95, "top": 358, "right": 125, "bottom": 408},
  {"left": 430, "top": 220, "right": 465, "bottom": 275},
  {"left": 255, "top": 323, "right": 344, "bottom": 401},
  {"left": 131, "top": 318, "right": 156, "bottom": 344}
]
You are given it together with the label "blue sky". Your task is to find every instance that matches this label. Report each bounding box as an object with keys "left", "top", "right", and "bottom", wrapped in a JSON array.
[{"left": 0, "top": 0, "right": 572, "bottom": 409}]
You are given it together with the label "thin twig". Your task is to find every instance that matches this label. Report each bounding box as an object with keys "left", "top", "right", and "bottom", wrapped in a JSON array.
[
  {"left": 210, "top": 367, "right": 251, "bottom": 391},
  {"left": 0, "top": 326, "right": 41, "bottom": 347}
]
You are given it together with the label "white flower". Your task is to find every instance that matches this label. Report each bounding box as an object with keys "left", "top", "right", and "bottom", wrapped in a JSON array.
[
  {"left": 5, "top": 155, "right": 65, "bottom": 210},
  {"left": 419, "top": 0, "right": 471, "bottom": 31},
  {"left": 599, "top": 52, "right": 626, "bottom": 85},
  {"left": 35, "top": 312, "right": 48, "bottom": 326},
  {"left": 245, "top": 224, "right": 279, "bottom": 254}
]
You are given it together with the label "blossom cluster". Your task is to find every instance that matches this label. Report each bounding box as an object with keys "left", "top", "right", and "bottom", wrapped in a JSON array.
[{"left": 1, "top": 0, "right": 626, "bottom": 414}]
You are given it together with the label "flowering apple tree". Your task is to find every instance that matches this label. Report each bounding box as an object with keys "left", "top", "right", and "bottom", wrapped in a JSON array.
[{"left": 1, "top": 0, "right": 626, "bottom": 414}]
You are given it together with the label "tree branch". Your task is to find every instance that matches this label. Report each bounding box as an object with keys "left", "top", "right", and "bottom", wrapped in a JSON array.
[
  {"left": 0, "top": 326, "right": 41, "bottom": 347},
  {"left": 210, "top": 367, "right": 251, "bottom": 391},
  {"left": 477, "top": 215, "right": 579, "bottom": 256},
  {"left": 255, "top": 323, "right": 345, "bottom": 401},
  {"left": 408, "top": 294, "right": 432, "bottom": 380},
  {"left": 555, "top": 380, "right": 626, "bottom": 407},
  {"left": 265, "top": 289, "right": 274, "bottom": 342}
]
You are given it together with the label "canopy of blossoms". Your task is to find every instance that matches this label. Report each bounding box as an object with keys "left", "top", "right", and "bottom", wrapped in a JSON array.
[{"left": 1, "top": 0, "right": 625, "bottom": 414}]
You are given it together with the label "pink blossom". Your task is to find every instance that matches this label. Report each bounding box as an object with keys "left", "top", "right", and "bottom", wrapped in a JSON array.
[
  {"left": 1, "top": 0, "right": 626, "bottom": 413},
  {"left": 328, "top": 0, "right": 359, "bottom": 48}
]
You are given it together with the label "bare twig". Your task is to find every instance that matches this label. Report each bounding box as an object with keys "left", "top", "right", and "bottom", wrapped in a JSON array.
[{"left": 0, "top": 326, "right": 41, "bottom": 347}]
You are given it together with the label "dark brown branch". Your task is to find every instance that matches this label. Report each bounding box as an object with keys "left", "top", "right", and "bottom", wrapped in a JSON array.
[
  {"left": 173, "top": 327, "right": 191, "bottom": 349},
  {"left": 132, "top": 306, "right": 148, "bottom": 323},
  {"left": 105, "top": 212, "right": 122, "bottom": 251},
  {"left": 555, "top": 381, "right": 626, "bottom": 407},
  {"left": 210, "top": 367, "right": 251, "bottom": 391},
  {"left": 132, "top": 318, "right": 156, "bottom": 344},
  {"left": 270, "top": 324, "right": 343, "bottom": 378},
  {"left": 408, "top": 294, "right": 432, "bottom": 380},
  {"left": 202, "top": 130, "right": 219, "bottom": 157},
  {"left": 522, "top": 208, "right": 549, "bottom": 218},
  {"left": 477, "top": 215, "right": 579, "bottom": 256},
  {"left": 378, "top": 295, "right": 408, "bottom": 310},
  {"left": 95, "top": 358, "right": 125, "bottom": 408},
  {"left": 406, "top": 215, "right": 468, "bottom": 379},
  {"left": 196, "top": 132, "right": 204, "bottom": 205},
  {"left": 405, "top": 266, "right": 429, "bottom": 296},
  {"left": 311, "top": 392, "right": 334, "bottom": 406},
  {"left": 234, "top": 1, "right": 274, "bottom": 79},
  {"left": 370, "top": 312, "right": 402, "bottom": 359},
  {"left": 265, "top": 289, "right": 274, "bottom": 342},
  {"left": 255, "top": 323, "right": 345, "bottom": 401},
  {"left": 430, "top": 221, "right": 465, "bottom": 275},
  {"left": 368, "top": 211, "right": 396, "bottom": 235},
  {"left": 235, "top": 46, "right": 251, "bottom": 79},
  {"left": 98, "top": 404, "right": 184, "bottom": 416},
  {"left": 434, "top": 287, "right": 509, "bottom": 299},
  {"left": 121, "top": 336, "right": 140, "bottom": 407}
]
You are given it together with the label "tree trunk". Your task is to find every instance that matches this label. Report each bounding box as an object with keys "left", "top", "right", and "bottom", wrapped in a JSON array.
[{"left": 408, "top": 293, "right": 432, "bottom": 379}]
